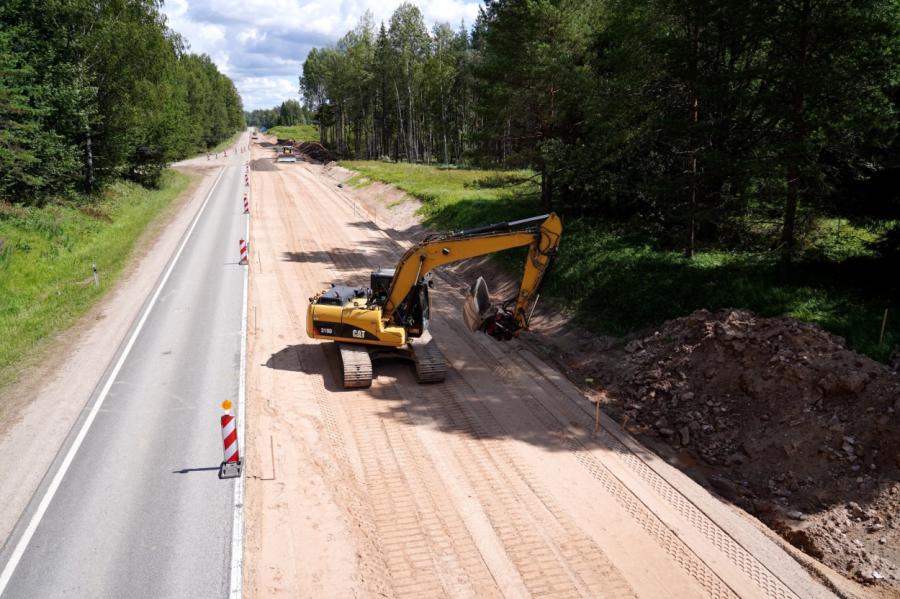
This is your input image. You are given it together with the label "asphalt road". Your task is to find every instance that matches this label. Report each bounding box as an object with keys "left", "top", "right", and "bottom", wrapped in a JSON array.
[{"left": 0, "top": 139, "right": 249, "bottom": 598}]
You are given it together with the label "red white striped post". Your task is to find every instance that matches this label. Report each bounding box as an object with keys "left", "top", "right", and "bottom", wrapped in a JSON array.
[
  {"left": 243, "top": 193, "right": 249, "bottom": 214},
  {"left": 239, "top": 239, "right": 248, "bottom": 265},
  {"left": 218, "top": 400, "right": 242, "bottom": 479}
]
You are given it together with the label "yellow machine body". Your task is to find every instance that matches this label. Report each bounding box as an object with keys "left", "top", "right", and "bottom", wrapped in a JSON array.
[{"left": 306, "top": 297, "right": 407, "bottom": 347}]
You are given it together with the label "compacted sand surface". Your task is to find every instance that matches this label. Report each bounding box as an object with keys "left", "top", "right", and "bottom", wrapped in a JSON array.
[{"left": 241, "top": 142, "right": 845, "bottom": 599}]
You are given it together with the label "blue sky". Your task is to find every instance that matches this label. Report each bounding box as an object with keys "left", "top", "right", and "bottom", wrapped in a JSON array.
[{"left": 161, "top": 0, "right": 482, "bottom": 111}]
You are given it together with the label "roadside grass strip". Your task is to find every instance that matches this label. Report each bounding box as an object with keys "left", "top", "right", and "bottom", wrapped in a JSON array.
[{"left": 0, "top": 170, "right": 192, "bottom": 385}]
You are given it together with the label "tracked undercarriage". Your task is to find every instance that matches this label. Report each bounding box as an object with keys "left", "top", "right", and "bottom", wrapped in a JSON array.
[{"left": 338, "top": 334, "right": 448, "bottom": 389}]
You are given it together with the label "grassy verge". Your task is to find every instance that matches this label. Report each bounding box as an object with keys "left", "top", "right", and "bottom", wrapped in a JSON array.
[
  {"left": 266, "top": 124, "right": 319, "bottom": 142},
  {"left": 206, "top": 130, "right": 243, "bottom": 154},
  {"left": 341, "top": 160, "right": 899, "bottom": 362},
  {"left": 0, "top": 170, "right": 193, "bottom": 384}
]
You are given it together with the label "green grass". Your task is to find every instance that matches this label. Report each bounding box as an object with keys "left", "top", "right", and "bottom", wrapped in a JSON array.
[
  {"left": 267, "top": 124, "right": 319, "bottom": 142},
  {"left": 0, "top": 170, "right": 193, "bottom": 385},
  {"left": 207, "top": 130, "right": 243, "bottom": 154},
  {"left": 341, "top": 161, "right": 535, "bottom": 215},
  {"left": 339, "top": 160, "right": 899, "bottom": 362}
]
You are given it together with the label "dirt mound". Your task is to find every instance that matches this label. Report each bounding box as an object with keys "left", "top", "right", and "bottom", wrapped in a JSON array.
[
  {"left": 604, "top": 309, "right": 900, "bottom": 588},
  {"left": 250, "top": 158, "right": 278, "bottom": 172},
  {"left": 296, "top": 142, "right": 335, "bottom": 164}
]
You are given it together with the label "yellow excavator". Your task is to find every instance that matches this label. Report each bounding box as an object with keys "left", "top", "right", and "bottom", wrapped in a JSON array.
[{"left": 306, "top": 213, "right": 562, "bottom": 388}]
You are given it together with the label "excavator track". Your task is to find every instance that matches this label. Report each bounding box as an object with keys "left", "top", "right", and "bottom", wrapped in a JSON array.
[
  {"left": 338, "top": 343, "right": 373, "bottom": 388},
  {"left": 411, "top": 337, "right": 449, "bottom": 384}
]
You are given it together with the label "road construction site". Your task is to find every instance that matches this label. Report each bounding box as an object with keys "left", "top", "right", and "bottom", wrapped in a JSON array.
[
  {"left": 241, "top": 137, "right": 844, "bottom": 599},
  {"left": 0, "top": 131, "right": 886, "bottom": 599}
]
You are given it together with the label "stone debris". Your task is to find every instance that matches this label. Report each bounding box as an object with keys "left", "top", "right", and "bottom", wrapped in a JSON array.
[{"left": 599, "top": 309, "right": 900, "bottom": 590}]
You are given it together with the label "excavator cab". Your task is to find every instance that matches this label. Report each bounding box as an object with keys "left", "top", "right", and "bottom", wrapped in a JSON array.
[
  {"left": 378, "top": 268, "right": 432, "bottom": 338},
  {"left": 369, "top": 268, "right": 394, "bottom": 305}
]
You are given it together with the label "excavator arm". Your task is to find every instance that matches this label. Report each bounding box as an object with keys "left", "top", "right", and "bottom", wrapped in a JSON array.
[{"left": 382, "top": 213, "right": 562, "bottom": 339}]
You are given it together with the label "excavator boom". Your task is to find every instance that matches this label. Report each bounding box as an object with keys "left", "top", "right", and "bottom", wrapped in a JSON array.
[{"left": 383, "top": 213, "right": 562, "bottom": 335}]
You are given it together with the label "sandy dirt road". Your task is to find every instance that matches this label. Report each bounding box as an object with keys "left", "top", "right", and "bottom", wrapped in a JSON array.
[{"left": 243, "top": 146, "right": 837, "bottom": 598}]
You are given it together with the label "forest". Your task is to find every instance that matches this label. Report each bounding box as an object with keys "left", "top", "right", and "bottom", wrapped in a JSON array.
[
  {"left": 0, "top": 0, "right": 244, "bottom": 205},
  {"left": 244, "top": 99, "right": 313, "bottom": 131},
  {"left": 300, "top": 0, "right": 900, "bottom": 261}
]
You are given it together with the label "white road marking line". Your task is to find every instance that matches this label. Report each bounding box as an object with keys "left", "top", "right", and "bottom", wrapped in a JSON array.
[
  {"left": 230, "top": 141, "right": 249, "bottom": 599},
  {"left": 0, "top": 165, "right": 228, "bottom": 597}
]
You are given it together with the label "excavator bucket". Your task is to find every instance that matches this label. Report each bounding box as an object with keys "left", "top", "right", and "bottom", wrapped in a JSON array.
[{"left": 462, "top": 276, "right": 494, "bottom": 332}]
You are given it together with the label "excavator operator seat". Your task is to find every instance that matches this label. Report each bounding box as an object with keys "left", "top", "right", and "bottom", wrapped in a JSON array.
[{"left": 370, "top": 268, "right": 395, "bottom": 306}]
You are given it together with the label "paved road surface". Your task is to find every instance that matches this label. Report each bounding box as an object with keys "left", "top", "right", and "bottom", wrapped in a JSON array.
[{"left": 0, "top": 138, "right": 249, "bottom": 599}]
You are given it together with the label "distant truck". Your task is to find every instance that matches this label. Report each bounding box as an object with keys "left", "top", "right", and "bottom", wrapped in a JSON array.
[{"left": 276, "top": 145, "right": 297, "bottom": 163}]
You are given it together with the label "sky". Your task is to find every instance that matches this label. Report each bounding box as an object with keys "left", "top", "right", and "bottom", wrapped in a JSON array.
[{"left": 161, "top": 0, "right": 482, "bottom": 111}]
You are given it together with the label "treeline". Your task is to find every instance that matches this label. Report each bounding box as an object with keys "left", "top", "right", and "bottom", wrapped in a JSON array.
[
  {"left": 301, "top": 0, "right": 900, "bottom": 257},
  {"left": 0, "top": 0, "right": 244, "bottom": 206},
  {"left": 244, "top": 99, "right": 312, "bottom": 130}
]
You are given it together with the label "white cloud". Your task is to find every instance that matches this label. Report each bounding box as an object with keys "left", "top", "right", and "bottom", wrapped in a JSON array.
[
  {"left": 237, "top": 28, "right": 266, "bottom": 44},
  {"left": 161, "top": 0, "right": 480, "bottom": 110}
]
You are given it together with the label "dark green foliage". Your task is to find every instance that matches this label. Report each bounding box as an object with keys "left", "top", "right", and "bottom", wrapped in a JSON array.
[
  {"left": 0, "top": 0, "right": 243, "bottom": 203},
  {"left": 245, "top": 100, "right": 313, "bottom": 129},
  {"left": 0, "top": 29, "right": 79, "bottom": 204},
  {"left": 317, "top": 1, "right": 900, "bottom": 359},
  {"left": 301, "top": 0, "right": 900, "bottom": 261}
]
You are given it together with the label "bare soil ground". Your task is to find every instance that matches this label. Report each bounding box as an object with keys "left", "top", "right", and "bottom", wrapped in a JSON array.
[
  {"left": 242, "top": 143, "right": 846, "bottom": 598},
  {"left": 313, "top": 160, "right": 900, "bottom": 597}
]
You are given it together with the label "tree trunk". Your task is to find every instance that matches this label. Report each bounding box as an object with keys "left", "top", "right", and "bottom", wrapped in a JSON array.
[
  {"left": 782, "top": 160, "right": 800, "bottom": 260},
  {"left": 84, "top": 128, "right": 95, "bottom": 194},
  {"left": 540, "top": 161, "right": 553, "bottom": 210},
  {"left": 687, "top": 93, "right": 699, "bottom": 258},
  {"left": 394, "top": 81, "right": 406, "bottom": 161},
  {"left": 407, "top": 74, "right": 415, "bottom": 162},
  {"left": 781, "top": 1, "right": 810, "bottom": 263},
  {"left": 440, "top": 86, "right": 449, "bottom": 165}
]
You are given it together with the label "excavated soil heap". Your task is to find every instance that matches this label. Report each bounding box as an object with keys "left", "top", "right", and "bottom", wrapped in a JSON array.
[
  {"left": 295, "top": 141, "right": 335, "bottom": 164},
  {"left": 249, "top": 158, "right": 278, "bottom": 172},
  {"left": 604, "top": 309, "right": 900, "bottom": 588}
]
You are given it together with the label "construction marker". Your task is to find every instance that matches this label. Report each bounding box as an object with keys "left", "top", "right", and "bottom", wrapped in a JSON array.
[
  {"left": 243, "top": 194, "right": 249, "bottom": 214},
  {"left": 218, "top": 399, "right": 242, "bottom": 479},
  {"left": 239, "top": 239, "right": 248, "bottom": 265}
]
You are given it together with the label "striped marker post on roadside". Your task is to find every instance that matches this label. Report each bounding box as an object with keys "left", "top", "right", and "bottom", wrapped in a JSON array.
[
  {"left": 239, "top": 239, "right": 248, "bottom": 265},
  {"left": 219, "top": 400, "right": 242, "bottom": 479},
  {"left": 243, "top": 193, "right": 249, "bottom": 214}
]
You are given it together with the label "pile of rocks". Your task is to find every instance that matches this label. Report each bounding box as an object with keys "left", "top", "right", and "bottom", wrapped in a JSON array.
[{"left": 603, "top": 309, "right": 900, "bottom": 588}]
